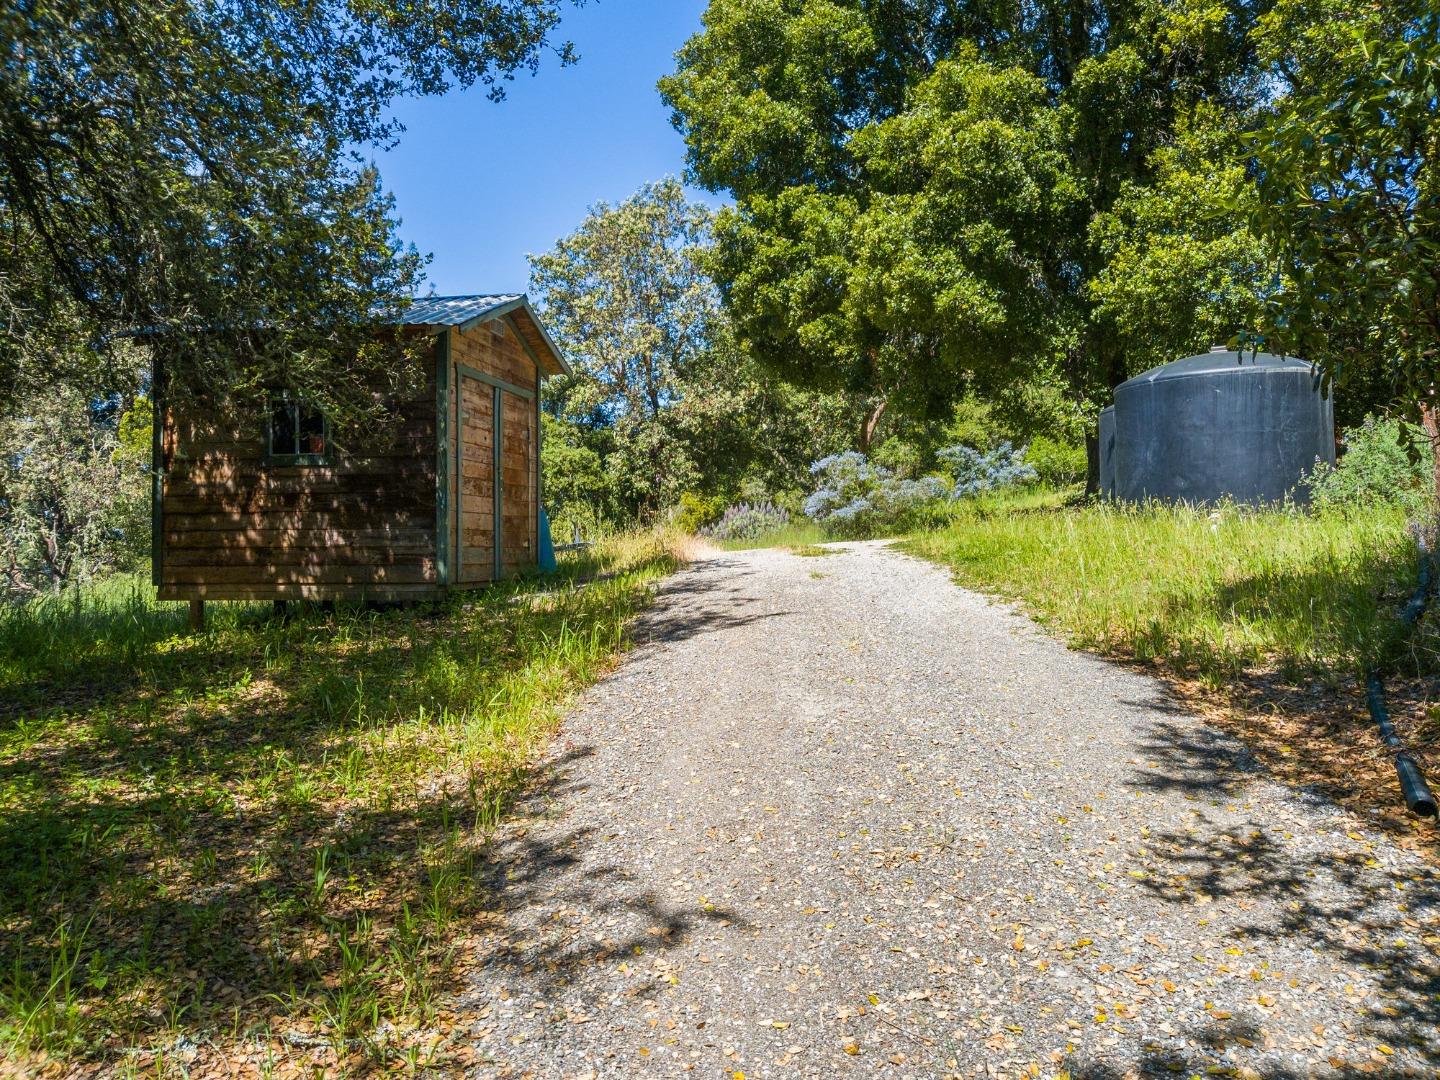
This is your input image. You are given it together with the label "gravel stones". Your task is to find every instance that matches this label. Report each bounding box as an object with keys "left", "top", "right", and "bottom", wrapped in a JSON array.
[{"left": 457, "top": 541, "right": 1440, "bottom": 1078}]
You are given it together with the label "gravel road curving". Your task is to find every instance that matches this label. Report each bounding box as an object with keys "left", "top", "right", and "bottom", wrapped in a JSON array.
[{"left": 459, "top": 541, "right": 1440, "bottom": 1079}]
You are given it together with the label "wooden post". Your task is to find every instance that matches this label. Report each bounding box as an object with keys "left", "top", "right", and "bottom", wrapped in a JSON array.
[{"left": 188, "top": 597, "right": 205, "bottom": 631}]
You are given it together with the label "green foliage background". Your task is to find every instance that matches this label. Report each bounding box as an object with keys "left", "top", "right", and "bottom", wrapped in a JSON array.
[{"left": 530, "top": 180, "right": 855, "bottom": 530}]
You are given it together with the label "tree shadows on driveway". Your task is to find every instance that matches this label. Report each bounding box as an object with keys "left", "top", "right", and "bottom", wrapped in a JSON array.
[
  {"left": 629, "top": 555, "right": 795, "bottom": 646},
  {"left": 1073, "top": 687, "right": 1440, "bottom": 1077},
  {"left": 462, "top": 743, "right": 749, "bottom": 1006}
]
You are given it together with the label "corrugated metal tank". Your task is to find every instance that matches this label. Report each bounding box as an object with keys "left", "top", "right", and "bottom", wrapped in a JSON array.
[
  {"left": 1112, "top": 347, "right": 1335, "bottom": 505},
  {"left": 1097, "top": 406, "right": 1116, "bottom": 499}
]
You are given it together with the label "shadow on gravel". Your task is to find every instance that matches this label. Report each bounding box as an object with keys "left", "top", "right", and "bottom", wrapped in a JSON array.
[
  {"left": 1112, "top": 708, "right": 1440, "bottom": 1073},
  {"left": 1144, "top": 818, "right": 1438, "bottom": 1067},
  {"left": 473, "top": 744, "right": 750, "bottom": 999},
  {"left": 1124, "top": 696, "right": 1261, "bottom": 800},
  {"left": 1190, "top": 668, "right": 1440, "bottom": 844},
  {"left": 630, "top": 559, "right": 795, "bottom": 646},
  {"left": 1062, "top": 1053, "right": 1316, "bottom": 1079},
  {"left": 1113, "top": 652, "right": 1440, "bottom": 847}
]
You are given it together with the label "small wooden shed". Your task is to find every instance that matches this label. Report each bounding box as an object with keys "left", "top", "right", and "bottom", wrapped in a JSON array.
[{"left": 152, "top": 294, "right": 568, "bottom": 620}]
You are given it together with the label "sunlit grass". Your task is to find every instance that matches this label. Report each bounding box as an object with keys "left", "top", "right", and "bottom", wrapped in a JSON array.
[
  {"left": 905, "top": 492, "right": 1424, "bottom": 686},
  {"left": 0, "top": 532, "right": 687, "bottom": 1072},
  {"left": 712, "top": 520, "right": 829, "bottom": 550},
  {"left": 786, "top": 544, "right": 837, "bottom": 557}
]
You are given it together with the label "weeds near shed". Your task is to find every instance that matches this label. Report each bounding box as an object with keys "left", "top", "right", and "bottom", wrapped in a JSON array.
[
  {"left": 0, "top": 915, "right": 92, "bottom": 1057},
  {"left": 0, "top": 532, "right": 686, "bottom": 1072}
]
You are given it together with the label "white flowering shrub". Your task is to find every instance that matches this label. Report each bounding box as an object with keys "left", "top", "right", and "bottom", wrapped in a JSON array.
[
  {"left": 803, "top": 452, "right": 949, "bottom": 536},
  {"left": 938, "top": 441, "right": 1038, "bottom": 498}
]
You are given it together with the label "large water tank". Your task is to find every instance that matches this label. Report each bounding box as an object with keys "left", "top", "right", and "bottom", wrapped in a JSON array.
[
  {"left": 1112, "top": 347, "right": 1335, "bottom": 505},
  {"left": 1097, "top": 406, "right": 1116, "bottom": 499}
]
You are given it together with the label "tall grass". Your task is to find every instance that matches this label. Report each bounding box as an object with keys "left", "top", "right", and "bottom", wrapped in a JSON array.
[
  {"left": 0, "top": 532, "right": 686, "bottom": 1071},
  {"left": 0, "top": 574, "right": 197, "bottom": 706},
  {"left": 905, "top": 493, "right": 1423, "bottom": 685}
]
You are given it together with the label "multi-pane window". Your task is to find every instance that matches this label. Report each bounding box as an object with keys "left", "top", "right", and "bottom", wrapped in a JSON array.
[{"left": 267, "top": 396, "right": 328, "bottom": 462}]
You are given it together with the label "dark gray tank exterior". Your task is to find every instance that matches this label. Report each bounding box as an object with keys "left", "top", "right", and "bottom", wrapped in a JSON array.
[
  {"left": 1112, "top": 348, "right": 1334, "bottom": 505},
  {"left": 1097, "top": 406, "right": 1116, "bottom": 499}
]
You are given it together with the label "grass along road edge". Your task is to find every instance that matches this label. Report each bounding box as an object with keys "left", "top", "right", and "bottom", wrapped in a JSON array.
[
  {"left": 0, "top": 532, "right": 696, "bottom": 1074},
  {"left": 903, "top": 492, "right": 1440, "bottom": 843}
]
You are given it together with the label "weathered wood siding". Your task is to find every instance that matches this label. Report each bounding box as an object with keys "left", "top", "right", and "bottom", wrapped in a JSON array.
[
  {"left": 456, "top": 372, "right": 496, "bottom": 583},
  {"left": 499, "top": 389, "right": 535, "bottom": 574},
  {"left": 156, "top": 317, "right": 545, "bottom": 603},
  {"left": 450, "top": 320, "right": 539, "bottom": 581},
  {"left": 157, "top": 346, "right": 440, "bottom": 601}
]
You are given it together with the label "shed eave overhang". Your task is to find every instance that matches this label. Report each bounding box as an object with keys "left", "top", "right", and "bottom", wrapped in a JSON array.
[{"left": 392, "top": 294, "right": 569, "bottom": 376}]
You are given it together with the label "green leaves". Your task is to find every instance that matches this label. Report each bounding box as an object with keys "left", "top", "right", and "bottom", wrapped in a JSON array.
[
  {"left": 659, "top": 0, "right": 884, "bottom": 198},
  {"left": 0, "top": 0, "right": 579, "bottom": 420},
  {"left": 664, "top": 0, "right": 1273, "bottom": 447},
  {"left": 0, "top": 359, "right": 151, "bottom": 596},
  {"left": 530, "top": 180, "right": 856, "bottom": 523},
  {"left": 1088, "top": 105, "right": 1267, "bottom": 379},
  {"left": 1246, "top": 0, "right": 1440, "bottom": 424}
]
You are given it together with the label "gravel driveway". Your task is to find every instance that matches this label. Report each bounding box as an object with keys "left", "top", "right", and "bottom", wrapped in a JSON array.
[{"left": 459, "top": 541, "right": 1440, "bottom": 1079}]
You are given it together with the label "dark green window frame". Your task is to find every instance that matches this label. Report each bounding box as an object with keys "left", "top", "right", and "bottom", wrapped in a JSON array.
[{"left": 264, "top": 392, "right": 332, "bottom": 465}]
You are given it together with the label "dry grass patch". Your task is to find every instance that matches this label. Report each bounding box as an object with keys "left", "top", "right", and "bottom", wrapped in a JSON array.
[{"left": 1166, "top": 670, "right": 1440, "bottom": 851}]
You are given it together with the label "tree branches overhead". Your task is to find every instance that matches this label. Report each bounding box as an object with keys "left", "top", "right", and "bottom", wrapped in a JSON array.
[{"left": 0, "top": 0, "right": 579, "bottom": 415}]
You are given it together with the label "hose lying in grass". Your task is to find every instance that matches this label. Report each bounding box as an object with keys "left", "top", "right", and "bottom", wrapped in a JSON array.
[{"left": 1366, "top": 540, "right": 1439, "bottom": 817}]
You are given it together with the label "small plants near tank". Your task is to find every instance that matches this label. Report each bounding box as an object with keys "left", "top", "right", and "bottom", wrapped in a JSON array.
[
  {"left": 699, "top": 501, "right": 792, "bottom": 542},
  {"left": 1307, "top": 416, "right": 1433, "bottom": 518}
]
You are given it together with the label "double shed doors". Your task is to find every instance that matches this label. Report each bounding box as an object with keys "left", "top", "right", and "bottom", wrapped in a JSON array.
[{"left": 456, "top": 368, "right": 535, "bottom": 583}]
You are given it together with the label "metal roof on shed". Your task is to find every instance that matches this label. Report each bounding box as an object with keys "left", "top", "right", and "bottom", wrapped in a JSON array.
[
  {"left": 395, "top": 294, "right": 524, "bottom": 328},
  {"left": 395, "top": 293, "right": 569, "bottom": 375}
]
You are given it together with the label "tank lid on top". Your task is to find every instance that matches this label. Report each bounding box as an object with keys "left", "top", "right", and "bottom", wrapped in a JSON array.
[{"left": 1117, "top": 350, "right": 1314, "bottom": 390}]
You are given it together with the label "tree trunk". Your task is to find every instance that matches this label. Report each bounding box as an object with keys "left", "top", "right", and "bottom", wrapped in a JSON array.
[
  {"left": 1421, "top": 402, "right": 1440, "bottom": 541},
  {"left": 859, "top": 398, "right": 888, "bottom": 454}
]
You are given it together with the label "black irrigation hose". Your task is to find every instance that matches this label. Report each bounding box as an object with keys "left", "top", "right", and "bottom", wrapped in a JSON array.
[{"left": 1365, "top": 543, "right": 1439, "bottom": 818}]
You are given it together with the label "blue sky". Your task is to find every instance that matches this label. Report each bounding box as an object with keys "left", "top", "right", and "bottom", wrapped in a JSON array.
[{"left": 378, "top": 0, "right": 717, "bottom": 296}]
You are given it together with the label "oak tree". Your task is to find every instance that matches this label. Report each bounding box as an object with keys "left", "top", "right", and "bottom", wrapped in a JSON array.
[
  {"left": 0, "top": 0, "right": 580, "bottom": 418},
  {"left": 660, "top": 0, "right": 1271, "bottom": 471}
]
